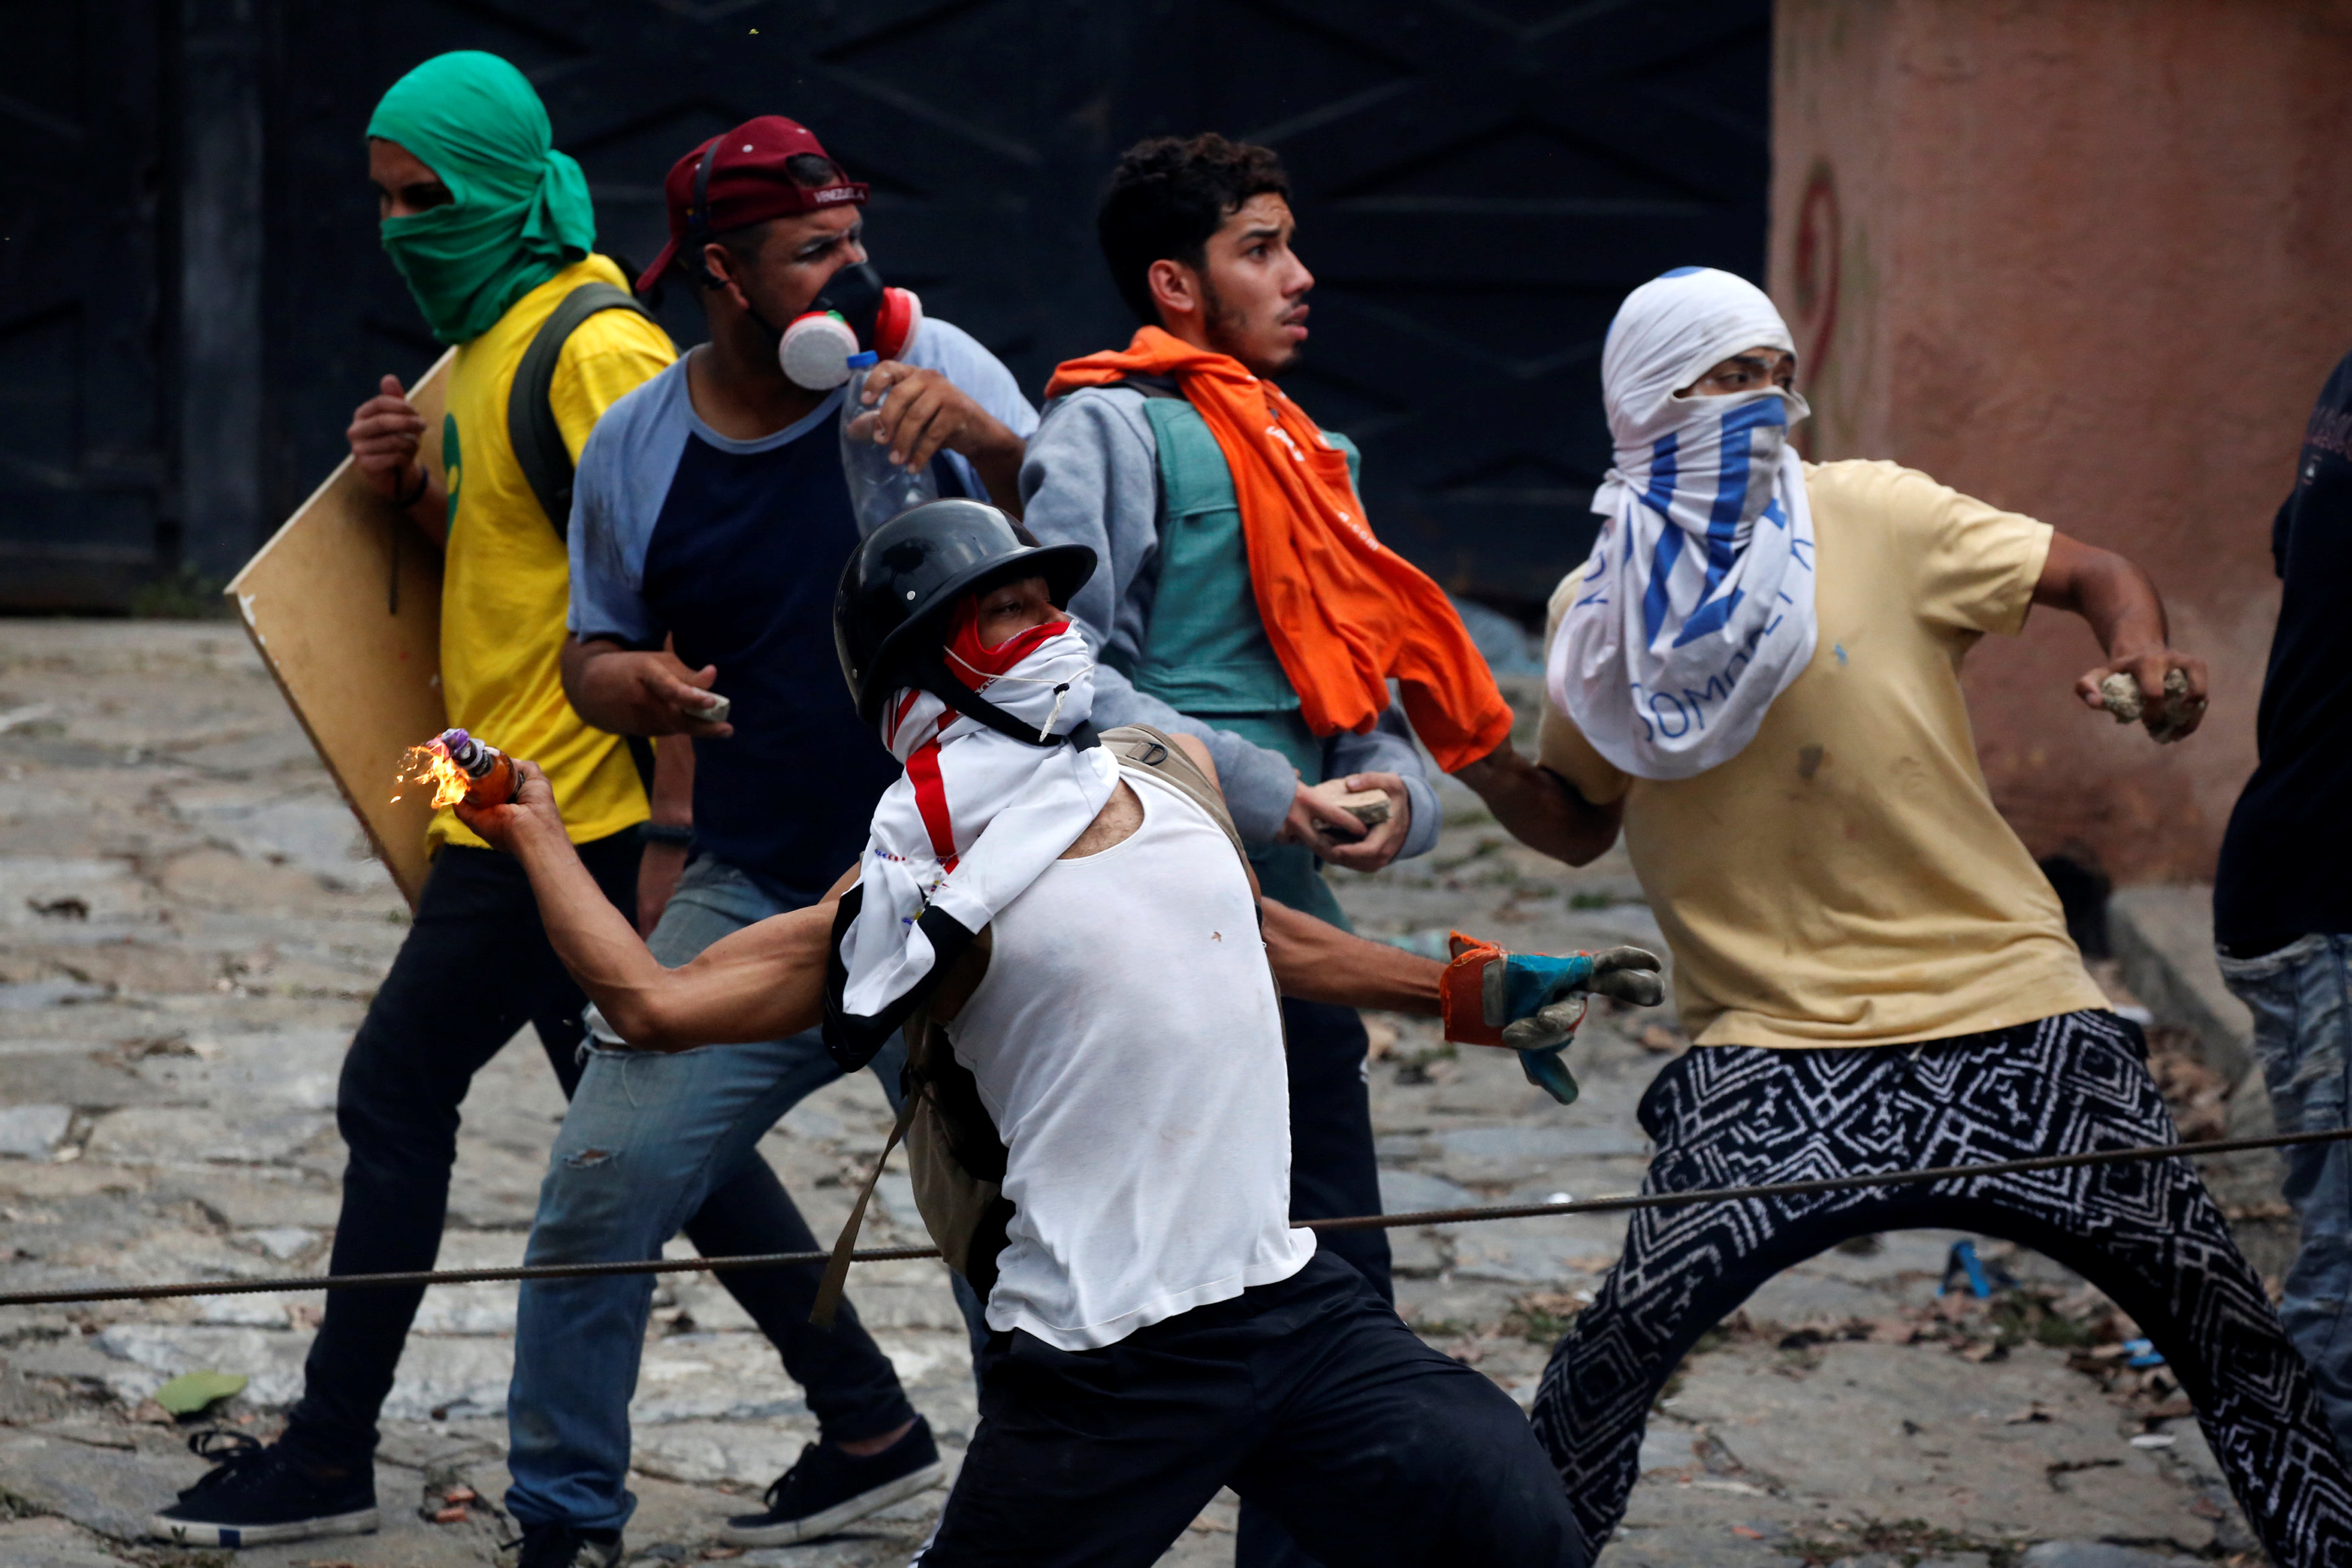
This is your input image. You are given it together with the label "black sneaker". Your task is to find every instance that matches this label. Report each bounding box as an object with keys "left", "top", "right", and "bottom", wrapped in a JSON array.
[
  {"left": 722, "top": 1415, "right": 946, "bottom": 1546},
  {"left": 146, "top": 1431, "right": 378, "bottom": 1548},
  {"left": 515, "top": 1522, "right": 624, "bottom": 1568}
]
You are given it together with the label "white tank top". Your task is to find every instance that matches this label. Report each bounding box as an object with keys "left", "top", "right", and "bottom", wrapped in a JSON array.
[{"left": 946, "top": 763, "right": 1316, "bottom": 1350}]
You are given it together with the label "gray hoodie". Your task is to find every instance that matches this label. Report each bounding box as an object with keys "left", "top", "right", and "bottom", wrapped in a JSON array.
[{"left": 1018, "top": 384, "right": 1442, "bottom": 857}]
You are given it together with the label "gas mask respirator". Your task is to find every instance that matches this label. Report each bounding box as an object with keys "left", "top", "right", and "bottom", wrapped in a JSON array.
[{"left": 777, "top": 263, "right": 923, "bottom": 390}]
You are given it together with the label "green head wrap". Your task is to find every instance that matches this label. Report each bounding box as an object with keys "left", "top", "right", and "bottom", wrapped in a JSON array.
[{"left": 368, "top": 52, "right": 595, "bottom": 345}]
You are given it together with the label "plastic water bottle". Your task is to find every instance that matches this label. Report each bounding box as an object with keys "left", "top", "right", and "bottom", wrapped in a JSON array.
[{"left": 841, "top": 349, "right": 938, "bottom": 535}]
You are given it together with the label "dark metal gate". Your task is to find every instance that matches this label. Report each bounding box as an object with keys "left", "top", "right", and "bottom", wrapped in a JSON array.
[{"left": 7, "top": 0, "right": 1769, "bottom": 615}]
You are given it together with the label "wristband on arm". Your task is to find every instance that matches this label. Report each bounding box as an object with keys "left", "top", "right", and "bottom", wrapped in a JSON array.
[{"left": 392, "top": 464, "right": 429, "bottom": 509}]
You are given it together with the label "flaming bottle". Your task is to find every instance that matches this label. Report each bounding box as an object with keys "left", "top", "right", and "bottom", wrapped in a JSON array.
[
  {"left": 437, "top": 730, "right": 517, "bottom": 806},
  {"left": 395, "top": 729, "right": 518, "bottom": 810}
]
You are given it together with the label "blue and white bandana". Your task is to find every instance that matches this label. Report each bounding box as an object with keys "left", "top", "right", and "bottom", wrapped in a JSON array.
[{"left": 1547, "top": 267, "right": 1818, "bottom": 780}]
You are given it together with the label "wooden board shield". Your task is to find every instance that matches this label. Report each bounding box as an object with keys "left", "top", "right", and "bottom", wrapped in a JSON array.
[{"left": 225, "top": 352, "right": 453, "bottom": 908}]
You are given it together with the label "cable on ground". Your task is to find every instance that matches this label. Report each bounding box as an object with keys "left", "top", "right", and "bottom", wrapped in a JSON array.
[{"left": 1, "top": 1125, "right": 2336, "bottom": 1309}]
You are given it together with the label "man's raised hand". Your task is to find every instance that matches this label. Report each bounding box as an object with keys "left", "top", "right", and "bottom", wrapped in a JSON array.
[
  {"left": 851, "top": 362, "right": 1011, "bottom": 470},
  {"left": 849, "top": 361, "right": 1025, "bottom": 511}
]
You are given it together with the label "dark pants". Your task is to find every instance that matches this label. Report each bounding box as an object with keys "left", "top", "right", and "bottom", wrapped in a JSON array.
[
  {"left": 923, "top": 1252, "right": 1586, "bottom": 1567},
  {"left": 279, "top": 839, "right": 913, "bottom": 1462},
  {"left": 1236, "top": 997, "right": 1392, "bottom": 1568},
  {"left": 1532, "top": 1010, "right": 2352, "bottom": 1563}
]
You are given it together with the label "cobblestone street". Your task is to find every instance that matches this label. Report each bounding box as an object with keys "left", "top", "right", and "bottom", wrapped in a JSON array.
[{"left": 0, "top": 622, "right": 2295, "bottom": 1567}]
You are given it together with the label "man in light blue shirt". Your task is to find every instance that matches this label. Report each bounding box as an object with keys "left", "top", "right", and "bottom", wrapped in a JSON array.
[{"left": 501, "top": 117, "right": 1035, "bottom": 1568}]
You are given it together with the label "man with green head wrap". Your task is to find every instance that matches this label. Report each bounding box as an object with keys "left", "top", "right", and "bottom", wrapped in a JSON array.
[{"left": 146, "top": 52, "right": 765, "bottom": 1554}]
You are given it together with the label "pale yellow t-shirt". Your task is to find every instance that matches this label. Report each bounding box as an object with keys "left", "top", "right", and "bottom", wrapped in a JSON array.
[
  {"left": 1540, "top": 459, "right": 2109, "bottom": 1049},
  {"left": 432, "top": 255, "right": 677, "bottom": 852}
]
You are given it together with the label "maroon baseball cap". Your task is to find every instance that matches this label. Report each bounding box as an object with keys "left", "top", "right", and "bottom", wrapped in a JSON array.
[{"left": 636, "top": 116, "right": 869, "bottom": 294}]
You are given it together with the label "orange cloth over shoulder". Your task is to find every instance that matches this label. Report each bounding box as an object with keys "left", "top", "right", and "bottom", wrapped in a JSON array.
[{"left": 1046, "top": 326, "right": 1514, "bottom": 773}]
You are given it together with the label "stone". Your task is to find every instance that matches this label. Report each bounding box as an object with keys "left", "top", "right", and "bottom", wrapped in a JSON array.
[
  {"left": 1376, "top": 1168, "right": 1480, "bottom": 1213},
  {"left": 83, "top": 1104, "right": 333, "bottom": 1166},
  {"left": 1639, "top": 1424, "right": 1701, "bottom": 1473},
  {"left": 1444, "top": 1218, "right": 1618, "bottom": 1285},
  {"left": 1439, "top": 1125, "right": 1650, "bottom": 1160},
  {"left": 238, "top": 1224, "right": 317, "bottom": 1259},
  {"left": 0, "top": 1428, "right": 175, "bottom": 1542},
  {"left": 0, "top": 1514, "right": 132, "bottom": 1568},
  {"left": 196, "top": 1291, "right": 291, "bottom": 1327},
  {"left": 0, "top": 1101, "right": 71, "bottom": 1158},
  {"left": 2017, "top": 1544, "right": 2206, "bottom": 1568}
]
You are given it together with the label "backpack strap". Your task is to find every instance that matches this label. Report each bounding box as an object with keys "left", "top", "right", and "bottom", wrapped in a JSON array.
[
  {"left": 812, "top": 928, "right": 996, "bottom": 1330},
  {"left": 1097, "top": 722, "right": 1248, "bottom": 869},
  {"left": 506, "top": 281, "right": 661, "bottom": 539}
]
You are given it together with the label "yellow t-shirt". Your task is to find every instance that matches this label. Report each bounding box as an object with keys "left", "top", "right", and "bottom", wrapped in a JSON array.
[
  {"left": 432, "top": 255, "right": 677, "bottom": 851},
  {"left": 1540, "top": 459, "right": 2109, "bottom": 1049}
]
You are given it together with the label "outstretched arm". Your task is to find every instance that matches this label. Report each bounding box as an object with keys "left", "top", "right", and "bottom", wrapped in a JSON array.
[
  {"left": 1261, "top": 898, "right": 1441, "bottom": 1014},
  {"left": 455, "top": 763, "right": 842, "bottom": 1051},
  {"left": 1160, "top": 730, "right": 1578, "bottom": 1021}
]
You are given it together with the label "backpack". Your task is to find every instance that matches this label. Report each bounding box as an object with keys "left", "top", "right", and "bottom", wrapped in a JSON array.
[
  {"left": 811, "top": 722, "right": 1261, "bottom": 1327},
  {"left": 506, "top": 281, "right": 668, "bottom": 791},
  {"left": 506, "top": 281, "right": 665, "bottom": 541}
]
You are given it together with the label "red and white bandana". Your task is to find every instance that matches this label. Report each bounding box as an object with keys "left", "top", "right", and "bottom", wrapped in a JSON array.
[{"left": 838, "top": 602, "right": 1118, "bottom": 1019}]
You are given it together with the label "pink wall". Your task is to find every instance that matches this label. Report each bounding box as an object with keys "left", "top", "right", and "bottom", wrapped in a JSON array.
[{"left": 1770, "top": 0, "right": 2352, "bottom": 883}]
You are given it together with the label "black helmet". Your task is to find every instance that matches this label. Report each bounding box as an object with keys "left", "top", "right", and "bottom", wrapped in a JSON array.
[{"left": 834, "top": 498, "right": 1096, "bottom": 726}]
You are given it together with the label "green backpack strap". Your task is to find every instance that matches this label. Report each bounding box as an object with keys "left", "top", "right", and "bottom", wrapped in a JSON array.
[
  {"left": 506, "top": 281, "right": 661, "bottom": 539},
  {"left": 509, "top": 281, "right": 667, "bottom": 796}
]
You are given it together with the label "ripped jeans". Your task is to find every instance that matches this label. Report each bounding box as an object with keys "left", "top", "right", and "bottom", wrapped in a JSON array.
[
  {"left": 505, "top": 855, "right": 923, "bottom": 1533},
  {"left": 2219, "top": 932, "right": 2352, "bottom": 1462}
]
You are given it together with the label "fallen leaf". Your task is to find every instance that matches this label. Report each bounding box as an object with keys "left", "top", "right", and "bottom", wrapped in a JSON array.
[
  {"left": 154, "top": 1368, "right": 247, "bottom": 1415},
  {"left": 1732, "top": 1526, "right": 1764, "bottom": 1539}
]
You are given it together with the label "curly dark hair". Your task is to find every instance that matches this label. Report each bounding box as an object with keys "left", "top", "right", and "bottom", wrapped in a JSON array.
[{"left": 1097, "top": 134, "right": 1291, "bottom": 326}]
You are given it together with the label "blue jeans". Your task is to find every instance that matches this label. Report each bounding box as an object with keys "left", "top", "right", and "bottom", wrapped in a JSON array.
[
  {"left": 2218, "top": 932, "right": 2352, "bottom": 1461},
  {"left": 505, "top": 856, "right": 943, "bottom": 1532}
]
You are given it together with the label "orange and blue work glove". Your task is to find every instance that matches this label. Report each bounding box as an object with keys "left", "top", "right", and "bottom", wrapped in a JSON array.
[{"left": 1439, "top": 934, "right": 1665, "bottom": 1106}]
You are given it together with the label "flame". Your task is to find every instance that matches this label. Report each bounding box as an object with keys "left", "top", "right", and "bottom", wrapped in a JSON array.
[{"left": 395, "top": 739, "right": 470, "bottom": 810}]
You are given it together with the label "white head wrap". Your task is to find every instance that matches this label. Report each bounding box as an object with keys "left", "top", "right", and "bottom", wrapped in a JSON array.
[
  {"left": 1546, "top": 267, "right": 1818, "bottom": 779},
  {"left": 838, "top": 621, "right": 1118, "bottom": 1021}
]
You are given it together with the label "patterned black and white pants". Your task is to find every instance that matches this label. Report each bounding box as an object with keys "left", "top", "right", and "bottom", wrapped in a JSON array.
[{"left": 1529, "top": 1009, "right": 2352, "bottom": 1563}]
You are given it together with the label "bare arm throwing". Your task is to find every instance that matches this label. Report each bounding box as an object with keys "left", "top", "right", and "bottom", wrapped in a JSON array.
[
  {"left": 456, "top": 763, "right": 838, "bottom": 1050},
  {"left": 1162, "top": 732, "right": 1446, "bottom": 1016}
]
